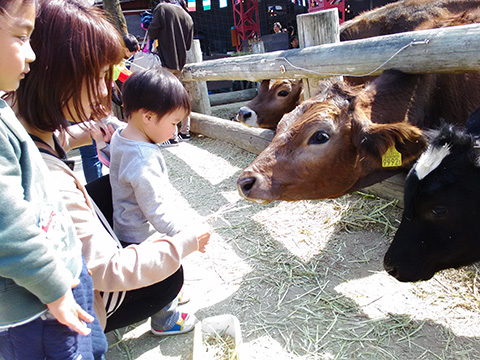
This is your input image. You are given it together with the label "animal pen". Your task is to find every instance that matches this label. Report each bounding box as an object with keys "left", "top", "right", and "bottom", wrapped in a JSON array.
[
  {"left": 181, "top": 9, "right": 480, "bottom": 206},
  {"left": 105, "top": 10, "right": 480, "bottom": 358}
]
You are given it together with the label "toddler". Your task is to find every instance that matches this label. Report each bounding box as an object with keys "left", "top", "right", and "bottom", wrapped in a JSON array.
[{"left": 109, "top": 66, "right": 211, "bottom": 336}]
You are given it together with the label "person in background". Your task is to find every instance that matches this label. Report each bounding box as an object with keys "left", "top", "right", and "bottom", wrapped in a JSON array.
[
  {"left": 78, "top": 135, "right": 103, "bottom": 182},
  {"left": 122, "top": 33, "right": 140, "bottom": 67},
  {"left": 287, "top": 25, "right": 295, "bottom": 37},
  {"left": 273, "top": 21, "right": 283, "bottom": 34},
  {"left": 0, "top": 0, "right": 106, "bottom": 358},
  {"left": 109, "top": 66, "right": 211, "bottom": 336},
  {"left": 289, "top": 34, "right": 299, "bottom": 49},
  {"left": 112, "top": 33, "right": 139, "bottom": 120},
  {"left": 148, "top": 0, "right": 193, "bottom": 146}
]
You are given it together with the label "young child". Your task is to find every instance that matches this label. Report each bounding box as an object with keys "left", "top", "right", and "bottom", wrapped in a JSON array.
[
  {"left": 0, "top": 0, "right": 106, "bottom": 358},
  {"left": 113, "top": 33, "right": 139, "bottom": 83},
  {"left": 123, "top": 33, "right": 140, "bottom": 64},
  {"left": 109, "top": 66, "right": 211, "bottom": 336},
  {"left": 111, "top": 33, "right": 138, "bottom": 121}
]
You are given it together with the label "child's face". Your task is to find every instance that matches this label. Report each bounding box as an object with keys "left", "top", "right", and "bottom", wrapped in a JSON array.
[
  {"left": 147, "top": 108, "right": 187, "bottom": 144},
  {"left": 125, "top": 48, "right": 138, "bottom": 59},
  {"left": 0, "top": 1, "right": 36, "bottom": 92}
]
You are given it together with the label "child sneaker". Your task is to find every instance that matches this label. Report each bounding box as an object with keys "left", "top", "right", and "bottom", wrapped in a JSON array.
[{"left": 150, "top": 312, "right": 196, "bottom": 336}]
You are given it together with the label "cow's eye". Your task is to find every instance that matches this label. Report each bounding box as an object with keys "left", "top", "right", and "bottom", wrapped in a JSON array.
[
  {"left": 278, "top": 90, "right": 289, "bottom": 97},
  {"left": 431, "top": 206, "right": 448, "bottom": 217},
  {"left": 309, "top": 130, "right": 330, "bottom": 145}
]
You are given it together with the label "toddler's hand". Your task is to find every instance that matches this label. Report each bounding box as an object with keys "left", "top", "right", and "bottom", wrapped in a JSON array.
[
  {"left": 196, "top": 223, "right": 212, "bottom": 253},
  {"left": 197, "top": 230, "right": 211, "bottom": 253}
]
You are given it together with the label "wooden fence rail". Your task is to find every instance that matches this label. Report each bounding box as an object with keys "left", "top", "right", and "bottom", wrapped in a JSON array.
[{"left": 182, "top": 23, "right": 480, "bottom": 83}]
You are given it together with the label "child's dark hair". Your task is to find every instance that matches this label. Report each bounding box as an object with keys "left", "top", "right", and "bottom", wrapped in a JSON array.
[
  {"left": 123, "top": 33, "right": 139, "bottom": 53},
  {"left": 122, "top": 67, "right": 191, "bottom": 121}
]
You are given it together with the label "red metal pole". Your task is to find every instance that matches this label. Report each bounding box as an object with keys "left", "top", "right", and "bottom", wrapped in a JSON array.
[{"left": 232, "top": 0, "right": 260, "bottom": 51}]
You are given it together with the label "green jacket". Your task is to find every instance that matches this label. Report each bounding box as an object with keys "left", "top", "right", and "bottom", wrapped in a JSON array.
[{"left": 0, "top": 99, "right": 82, "bottom": 328}]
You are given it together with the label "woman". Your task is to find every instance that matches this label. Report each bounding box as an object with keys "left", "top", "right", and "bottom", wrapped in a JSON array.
[{"left": 15, "top": 0, "right": 202, "bottom": 333}]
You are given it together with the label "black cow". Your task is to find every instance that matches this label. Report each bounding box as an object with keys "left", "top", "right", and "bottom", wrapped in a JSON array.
[{"left": 384, "top": 110, "right": 480, "bottom": 282}]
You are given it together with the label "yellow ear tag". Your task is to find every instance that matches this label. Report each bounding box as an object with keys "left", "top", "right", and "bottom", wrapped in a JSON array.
[{"left": 382, "top": 146, "right": 402, "bottom": 167}]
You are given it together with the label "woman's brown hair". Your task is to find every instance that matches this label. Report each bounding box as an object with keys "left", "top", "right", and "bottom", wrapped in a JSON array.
[{"left": 16, "top": 0, "right": 124, "bottom": 132}]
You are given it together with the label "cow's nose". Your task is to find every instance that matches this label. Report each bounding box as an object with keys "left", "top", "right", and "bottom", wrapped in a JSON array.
[
  {"left": 237, "top": 108, "right": 252, "bottom": 122},
  {"left": 237, "top": 175, "right": 256, "bottom": 198}
]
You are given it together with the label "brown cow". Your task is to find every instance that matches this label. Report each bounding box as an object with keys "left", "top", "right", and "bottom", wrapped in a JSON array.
[
  {"left": 236, "top": 7, "right": 480, "bottom": 203},
  {"left": 235, "top": 0, "right": 480, "bottom": 129},
  {"left": 236, "top": 79, "right": 303, "bottom": 130},
  {"left": 340, "top": 0, "right": 480, "bottom": 84},
  {"left": 340, "top": 0, "right": 480, "bottom": 41},
  {"left": 237, "top": 67, "right": 480, "bottom": 202}
]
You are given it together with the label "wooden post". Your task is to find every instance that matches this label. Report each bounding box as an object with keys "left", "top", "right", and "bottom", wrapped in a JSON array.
[
  {"left": 297, "top": 9, "right": 340, "bottom": 99},
  {"left": 184, "top": 39, "right": 211, "bottom": 115},
  {"left": 251, "top": 40, "right": 265, "bottom": 54},
  {"left": 251, "top": 40, "right": 265, "bottom": 92}
]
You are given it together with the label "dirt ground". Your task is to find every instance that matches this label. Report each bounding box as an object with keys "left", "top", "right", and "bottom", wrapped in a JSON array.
[{"left": 73, "top": 135, "right": 480, "bottom": 360}]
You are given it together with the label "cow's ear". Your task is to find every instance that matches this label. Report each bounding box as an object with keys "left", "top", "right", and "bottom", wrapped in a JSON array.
[
  {"left": 259, "top": 79, "right": 270, "bottom": 94},
  {"left": 351, "top": 114, "right": 428, "bottom": 166}
]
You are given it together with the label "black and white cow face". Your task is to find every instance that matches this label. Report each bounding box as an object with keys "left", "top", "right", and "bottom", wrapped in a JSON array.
[{"left": 384, "top": 124, "right": 480, "bottom": 282}]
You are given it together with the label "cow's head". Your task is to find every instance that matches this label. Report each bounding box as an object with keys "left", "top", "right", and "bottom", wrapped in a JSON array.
[
  {"left": 236, "top": 79, "right": 303, "bottom": 130},
  {"left": 384, "top": 116, "right": 480, "bottom": 282},
  {"left": 237, "top": 80, "right": 427, "bottom": 202}
]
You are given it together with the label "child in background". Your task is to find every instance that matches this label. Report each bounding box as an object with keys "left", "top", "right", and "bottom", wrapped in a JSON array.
[
  {"left": 113, "top": 33, "right": 139, "bottom": 82},
  {"left": 0, "top": 0, "right": 106, "bottom": 358},
  {"left": 109, "top": 66, "right": 211, "bottom": 336},
  {"left": 112, "top": 33, "right": 139, "bottom": 120},
  {"left": 123, "top": 33, "right": 140, "bottom": 67}
]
